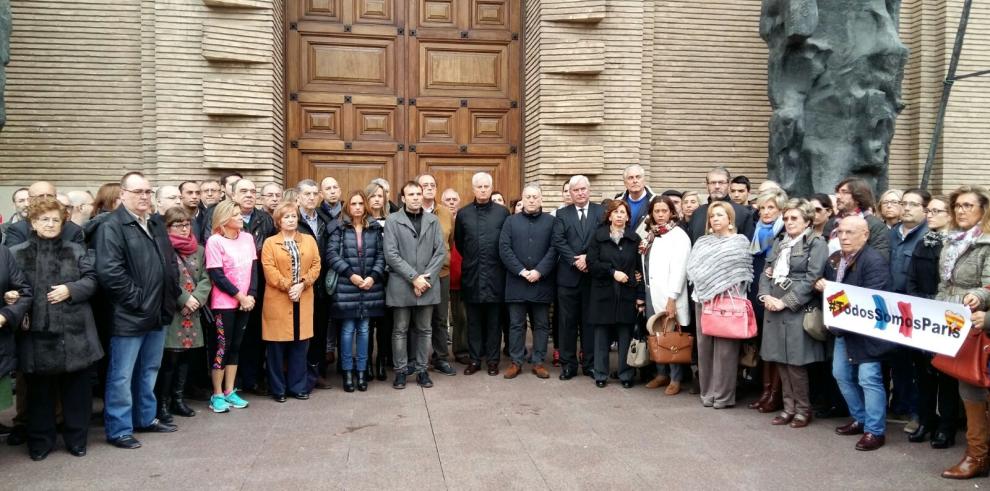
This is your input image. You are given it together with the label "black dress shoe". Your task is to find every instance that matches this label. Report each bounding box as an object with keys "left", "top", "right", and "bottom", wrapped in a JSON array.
[
  {"left": 559, "top": 369, "right": 576, "bottom": 380},
  {"left": 393, "top": 372, "right": 407, "bottom": 389},
  {"left": 621, "top": 380, "right": 633, "bottom": 389},
  {"left": 108, "top": 435, "right": 142, "bottom": 449},
  {"left": 431, "top": 361, "right": 457, "bottom": 376},
  {"left": 136, "top": 419, "right": 178, "bottom": 433},
  {"left": 68, "top": 446, "right": 87, "bottom": 457},
  {"left": 582, "top": 368, "right": 594, "bottom": 378},
  {"left": 464, "top": 363, "right": 482, "bottom": 375},
  {"left": 487, "top": 363, "right": 500, "bottom": 376},
  {"left": 293, "top": 392, "right": 310, "bottom": 400},
  {"left": 907, "top": 424, "right": 930, "bottom": 443},
  {"left": 29, "top": 447, "right": 52, "bottom": 461},
  {"left": 6, "top": 425, "right": 26, "bottom": 446},
  {"left": 273, "top": 394, "right": 287, "bottom": 403},
  {"left": 931, "top": 431, "right": 956, "bottom": 449},
  {"left": 357, "top": 371, "right": 369, "bottom": 392},
  {"left": 595, "top": 380, "right": 607, "bottom": 388}
]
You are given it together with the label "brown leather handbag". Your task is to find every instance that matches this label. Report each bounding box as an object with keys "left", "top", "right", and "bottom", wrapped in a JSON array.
[
  {"left": 646, "top": 312, "right": 693, "bottom": 365},
  {"left": 933, "top": 328, "right": 990, "bottom": 388}
]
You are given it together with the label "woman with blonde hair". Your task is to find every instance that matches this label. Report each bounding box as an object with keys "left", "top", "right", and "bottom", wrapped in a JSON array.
[
  {"left": 687, "top": 202, "right": 753, "bottom": 408},
  {"left": 878, "top": 189, "right": 904, "bottom": 228},
  {"left": 204, "top": 200, "right": 258, "bottom": 413}
]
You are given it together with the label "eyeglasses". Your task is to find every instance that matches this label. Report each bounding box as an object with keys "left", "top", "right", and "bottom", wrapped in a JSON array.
[
  {"left": 899, "top": 201, "right": 924, "bottom": 209},
  {"left": 926, "top": 209, "right": 948, "bottom": 216},
  {"left": 123, "top": 188, "right": 153, "bottom": 196},
  {"left": 420, "top": 183, "right": 437, "bottom": 188},
  {"left": 260, "top": 193, "right": 279, "bottom": 198},
  {"left": 169, "top": 222, "right": 191, "bottom": 229},
  {"left": 955, "top": 202, "right": 980, "bottom": 212},
  {"left": 781, "top": 216, "right": 804, "bottom": 222},
  {"left": 879, "top": 200, "right": 900, "bottom": 207}
]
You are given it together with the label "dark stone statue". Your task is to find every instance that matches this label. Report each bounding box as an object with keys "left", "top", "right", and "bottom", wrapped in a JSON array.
[
  {"left": 761, "top": 0, "right": 907, "bottom": 197},
  {"left": 0, "top": 0, "right": 9, "bottom": 130}
]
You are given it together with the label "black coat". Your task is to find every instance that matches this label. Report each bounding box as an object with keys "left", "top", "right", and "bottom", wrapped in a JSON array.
[
  {"left": 454, "top": 200, "right": 509, "bottom": 303},
  {"left": 587, "top": 225, "right": 645, "bottom": 326},
  {"left": 552, "top": 203, "right": 605, "bottom": 288},
  {"left": 94, "top": 206, "right": 180, "bottom": 337},
  {"left": 906, "top": 232, "right": 942, "bottom": 299},
  {"left": 0, "top": 246, "right": 33, "bottom": 375},
  {"left": 10, "top": 235, "right": 103, "bottom": 374},
  {"left": 686, "top": 197, "right": 756, "bottom": 243},
  {"left": 824, "top": 245, "right": 895, "bottom": 364},
  {"left": 327, "top": 220, "right": 386, "bottom": 319},
  {"left": 3, "top": 219, "right": 85, "bottom": 248},
  {"left": 298, "top": 207, "right": 334, "bottom": 300},
  {"left": 499, "top": 211, "right": 557, "bottom": 303}
]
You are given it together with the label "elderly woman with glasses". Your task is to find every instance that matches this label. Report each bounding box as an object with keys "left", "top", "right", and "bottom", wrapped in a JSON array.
[
  {"left": 757, "top": 199, "right": 828, "bottom": 428},
  {"left": 937, "top": 186, "right": 990, "bottom": 479},
  {"left": 9, "top": 198, "right": 100, "bottom": 460}
]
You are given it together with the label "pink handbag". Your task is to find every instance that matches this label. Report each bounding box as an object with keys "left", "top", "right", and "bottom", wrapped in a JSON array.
[{"left": 700, "top": 288, "right": 758, "bottom": 339}]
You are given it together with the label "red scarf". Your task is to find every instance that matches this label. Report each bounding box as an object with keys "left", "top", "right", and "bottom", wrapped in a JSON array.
[
  {"left": 169, "top": 233, "right": 198, "bottom": 257},
  {"left": 640, "top": 222, "right": 677, "bottom": 255}
]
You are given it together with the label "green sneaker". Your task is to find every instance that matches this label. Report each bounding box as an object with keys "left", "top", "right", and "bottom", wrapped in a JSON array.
[
  {"left": 224, "top": 390, "right": 249, "bottom": 409},
  {"left": 209, "top": 394, "right": 230, "bottom": 413}
]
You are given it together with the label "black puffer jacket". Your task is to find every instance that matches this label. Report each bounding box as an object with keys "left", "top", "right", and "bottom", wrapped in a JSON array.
[
  {"left": 94, "top": 206, "right": 180, "bottom": 336},
  {"left": 327, "top": 219, "right": 386, "bottom": 319},
  {"left": 0, "top": 246, "right": 33, "bottom": 375},
  {"left": 11, "top": 235, "right": 103, "bottom": 374},
  {"left": 454, "top": 200, "right": 509, "bottom": 303}
]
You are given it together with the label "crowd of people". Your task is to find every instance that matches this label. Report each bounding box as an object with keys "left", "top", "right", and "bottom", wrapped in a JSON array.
[{"left": 0, "top": 166, "right": 988, "bottom": 481}]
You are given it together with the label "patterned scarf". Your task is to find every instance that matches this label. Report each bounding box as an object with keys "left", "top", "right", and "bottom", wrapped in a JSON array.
[
  {"left": 174, "top": 254, "right": 197, "bottom": 349},
  {"left": 639, "top": 221, "right": 677, "bottom": 255},
  {"left": 941, "top": 226, "right": 983, "bottom": 282}
]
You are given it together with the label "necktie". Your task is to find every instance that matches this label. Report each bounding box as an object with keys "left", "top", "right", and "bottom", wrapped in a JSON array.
[{"left": 579, "top": 208, "right": 586, "bottom": 226}]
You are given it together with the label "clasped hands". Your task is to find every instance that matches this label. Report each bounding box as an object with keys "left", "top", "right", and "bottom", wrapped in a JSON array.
[{"left": 349, "top": 274, "right": 376, "bottom": 291}]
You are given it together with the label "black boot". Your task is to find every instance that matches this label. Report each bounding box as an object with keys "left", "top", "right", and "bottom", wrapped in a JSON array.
[
  {"left": 157, "top": 399, "right": 174, "bottom": 425},
  {"left": 375, "top": 355, "right": 388, "bottom": 381},
  {"left": 170, "top": 361, "right": 196, "bottom": 417},
  {"left": 357, "top": 370, "right": 368, "bottom": 392},
  {"left": 343, "top": 370, "right": 355, "bottom": 393}
]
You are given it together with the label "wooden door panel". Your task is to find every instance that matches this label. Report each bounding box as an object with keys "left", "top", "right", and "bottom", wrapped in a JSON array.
[
  {"left": 354, "top": 0, "right": 397, "bottom": 25},
  {"left": 415, "top": 41, "right": 508, "bottom": 98},
  {"left": 471, "top": 0, "right": 510, "bottom": 30},
  {"left": 420, "top": 0, "right": 457, "bottom": 27},
  {"left": 297, "top": 34, "right": 398, "bottom": 95},
  {"left": 415, "top": 154, "right": 514, "bottom": 204},
  {"left": 305, "top": 152, "right": 399, "bottom": 196}
]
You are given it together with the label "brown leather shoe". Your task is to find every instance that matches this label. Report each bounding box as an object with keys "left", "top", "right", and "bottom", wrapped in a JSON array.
[
  {"left": 789, "top": 413, "right": 812, "bottom": 429},
  {"left": 771, "top": 412, "right": 795, "bottom": 426},
  {"left": 942, "top": 455, "right": 990, "bottom": 479},
  {"left": 532, "top": 364, "right": 550, "bottom": 379},
  {"left": 645, "top": 375, "right": 670, "bottom": 389},
  {"left": 664, "top": 382, "right": 681, "bottom": 395},
  {"left": 835, "top": 420, "right": 864, "bottom": 436},
  {"left": 855, "top": 433, "right": 885, "bottom": 451},
  {"left": 487, "top": 362, "right": 499, "bottom": 376},
  {"left": 463, "top": 363, "right": 481, "bottom": 375},
  {"left": 504, "top": 363, "right": 521, "bottom": 379}
]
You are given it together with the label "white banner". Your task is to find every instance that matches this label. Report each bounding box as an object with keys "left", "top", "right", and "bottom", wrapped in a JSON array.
[{"left": 822, "top": 281, "right": 972, "bottom": 357}]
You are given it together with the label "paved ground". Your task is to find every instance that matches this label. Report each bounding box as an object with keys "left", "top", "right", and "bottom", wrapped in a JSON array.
[{"left": 0, "top": 358, "right": 977, "bottom": 490}]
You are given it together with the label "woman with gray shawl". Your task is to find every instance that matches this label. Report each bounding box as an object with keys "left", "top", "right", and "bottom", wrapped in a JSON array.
[{"left": 687, "top": 202, "right": 753, "bottom": 409}]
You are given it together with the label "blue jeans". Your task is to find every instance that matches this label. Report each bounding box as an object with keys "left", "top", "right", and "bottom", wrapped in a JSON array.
[
  {"left": 340, "top": 318, "right": 370, "bottom": 371},
  {"left": 105, "top": 328, "right": 166, "bottom": 440},
  {"left": 656, "top": 363, "right": 684, "bottom": 382},
  {"left": 832, "top": 337, "right": 887, "bottom": 436}
]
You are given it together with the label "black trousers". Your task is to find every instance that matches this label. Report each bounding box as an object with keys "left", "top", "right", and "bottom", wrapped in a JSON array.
[
  {"left": 308, "top": 293, "right": 331, "bottom": 375},
  {"left": 26, "top": 366, "right": 93, "bottom": 452},
  {"left": 466, "top": 302, "right": 502, "bottom": 364},
  {"left": 237, "top": 299, "right": 267, "bottom": 389},
  {"left": 913, "top": 349, "right": 960, "bottom": 433},
  {"left": 557, "top": 278, "right": 594, "bottom": 372},
  {"left": 594, "top": 323, "right": 633, "bottom": 383}
]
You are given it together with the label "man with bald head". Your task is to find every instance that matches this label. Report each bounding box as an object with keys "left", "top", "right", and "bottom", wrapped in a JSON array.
[
  {"left": 815, "top": 215, "right": 894, "bottom": 452},
  {"left": 317, "top": 176, "right": 343, "bottom": 226},
  {"left": 3, "top": 181, "right": 85, "bottom": 247}
]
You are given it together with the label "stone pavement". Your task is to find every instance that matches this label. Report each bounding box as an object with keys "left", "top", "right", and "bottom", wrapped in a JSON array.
[{"left": 0, "top": 362, "right": 976, "bottom": 490}]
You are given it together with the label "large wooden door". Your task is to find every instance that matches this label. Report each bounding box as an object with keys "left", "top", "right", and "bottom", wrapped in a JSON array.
[{"left": 286, "top": 0, "right": 521, "bottom": 202}]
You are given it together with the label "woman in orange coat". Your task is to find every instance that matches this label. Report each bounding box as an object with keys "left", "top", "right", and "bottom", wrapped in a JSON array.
[{"left": 261, "top": 202, "right": 321, "bottom": 402}]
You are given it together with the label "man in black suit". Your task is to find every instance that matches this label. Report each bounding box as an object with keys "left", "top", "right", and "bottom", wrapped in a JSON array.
[
  {"left": 552, "top": 175, "right": 605, "bottom": 379},
  {"left": 4, "top": 181, "right": 85, "bottom": 247},
  {"left": 296, "top": 179, "right": 335, "bottom": 389},
  {"left": 686, "top": 167, "right": 756, "bottom": 242}
]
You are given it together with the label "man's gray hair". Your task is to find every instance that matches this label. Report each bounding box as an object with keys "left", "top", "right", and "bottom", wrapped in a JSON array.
[
  {"left": 622, "top": 165, "right": 645, "bottom": 178},
  {"left": 568, "top": 175, "right": 590, "bottom": 188},
  {"left": 472, "top": 172, "right": 493, "bottom": 186},
  {"left": 522, "top": 183, "right": 542, "bottom": 195},
  {"left": 706, "top": 166, "right": 731, "bottom": 182},
  {"left": 296, "top": 179, "right": 318, "bottom": 190}
]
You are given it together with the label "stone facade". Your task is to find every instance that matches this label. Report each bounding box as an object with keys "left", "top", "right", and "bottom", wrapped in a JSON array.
[{"left": 1, "top": 1, "right": 988, "bottom": 213}]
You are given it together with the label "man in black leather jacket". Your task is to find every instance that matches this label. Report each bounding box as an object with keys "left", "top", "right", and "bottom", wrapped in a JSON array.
[{"left": 95, "top": 172, "right": 180, "bottom": 449}]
